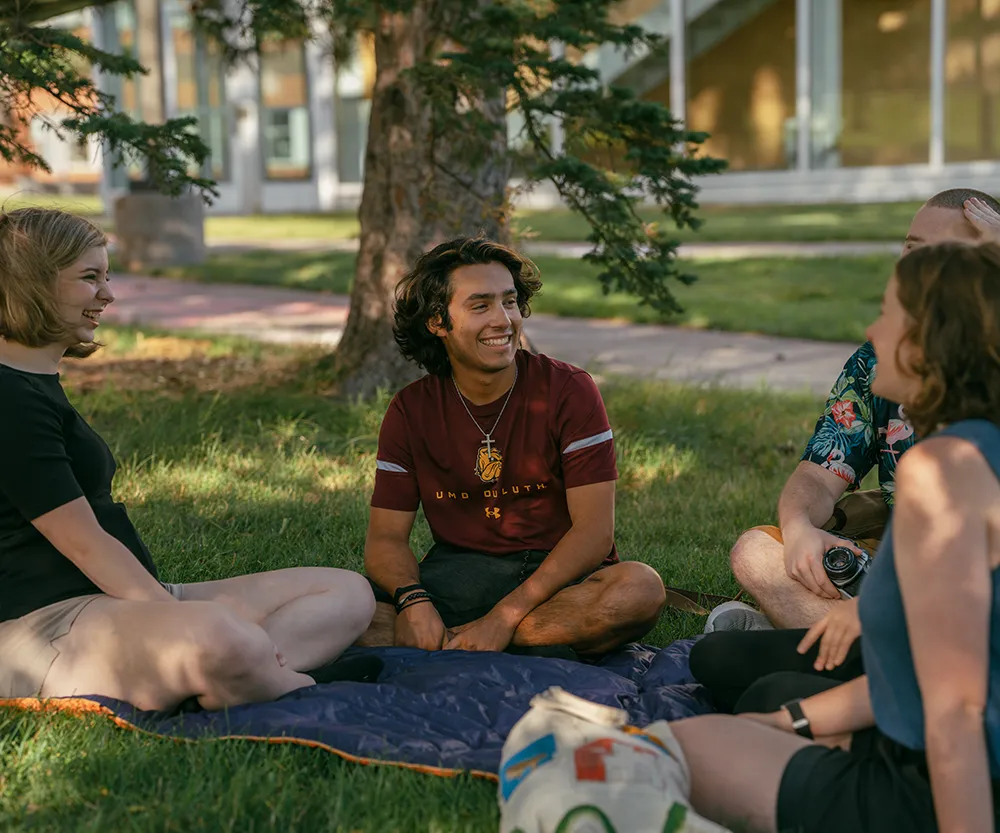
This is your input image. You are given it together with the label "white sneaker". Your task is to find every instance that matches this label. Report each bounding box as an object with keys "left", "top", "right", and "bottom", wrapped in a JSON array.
[{"left": 703, "top": 601, "right": 774, "bottom": 634}]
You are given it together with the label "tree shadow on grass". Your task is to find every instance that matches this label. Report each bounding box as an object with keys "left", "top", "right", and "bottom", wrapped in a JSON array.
[
  {"left": 139, "top": 250, "right": 356, "bottom": 294},
  {"left": 60, "top": 364, "right": 825, "bottom": 644}
]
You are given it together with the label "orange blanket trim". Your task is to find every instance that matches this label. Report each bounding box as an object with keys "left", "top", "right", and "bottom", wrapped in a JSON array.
[{"left": 0, "top": 696, "right": 499, "bottom": 783}]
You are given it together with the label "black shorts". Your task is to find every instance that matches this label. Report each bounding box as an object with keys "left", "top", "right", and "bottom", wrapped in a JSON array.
[
  {"left": 367, "top": 543, "right": 589, "bottom": 629},
  {"left": 778, "top": 728, "right": 1000, "bottom": 832}
]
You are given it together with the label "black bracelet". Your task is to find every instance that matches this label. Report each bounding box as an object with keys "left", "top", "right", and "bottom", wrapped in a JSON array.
[
  {"left": 394, "top": 590, "right": 431, "bottom": 613},
  {"left": 397, "top": 596, "right": 433, "bottom": 614},
  {"left": 392, "top": 583, "right": 424, "bottom": 606},
  {"left": 782, "top": 698, "right": 814, "bottom": 740}
]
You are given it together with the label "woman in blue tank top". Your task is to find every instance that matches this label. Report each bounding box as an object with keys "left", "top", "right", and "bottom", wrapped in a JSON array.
[{"left": 665, "top": 241, "right": 1000, "bottom": 833}]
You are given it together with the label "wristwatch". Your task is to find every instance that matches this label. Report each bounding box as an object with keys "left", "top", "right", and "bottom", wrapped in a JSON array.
[{"left": 781, "top": 698, "right": 814, "bottom": 739}]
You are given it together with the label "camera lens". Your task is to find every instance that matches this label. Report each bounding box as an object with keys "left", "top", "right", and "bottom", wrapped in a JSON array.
[{"left": 824, "top": 546, "right": 859, "bottom": 581}]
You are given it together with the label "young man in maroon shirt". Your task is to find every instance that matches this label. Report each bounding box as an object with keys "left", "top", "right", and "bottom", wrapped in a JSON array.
[{"left": 357, "top": 237, "right": 666, "bottom": 657}]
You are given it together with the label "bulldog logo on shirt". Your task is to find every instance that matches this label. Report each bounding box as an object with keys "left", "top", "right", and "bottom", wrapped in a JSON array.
[{"left": 475, "top": 443, "right": 504, "bottom": 483}]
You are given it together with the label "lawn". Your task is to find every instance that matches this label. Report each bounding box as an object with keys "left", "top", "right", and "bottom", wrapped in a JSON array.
[
  {"left": 3, "top": 191, "right": 916, "bottom": 243},
  {"left": 196, "top": 202, "right": 918, "bottom": 244},
  {"left": 515, "top": 201, "right": 919, "bottom": 244},
  {"left": 0, "top": 329, "right": 824, "bottom": 831},
  {"left": 140, "top": 250, "right": 896, "bottom": 344}
]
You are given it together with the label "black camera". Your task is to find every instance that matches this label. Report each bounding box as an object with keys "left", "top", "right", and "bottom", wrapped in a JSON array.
[{"left": 822, "top": 545, "right": 871, "bottom": 599}]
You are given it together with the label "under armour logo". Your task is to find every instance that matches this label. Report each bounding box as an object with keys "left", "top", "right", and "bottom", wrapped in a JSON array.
[{"left": 485, "top": 507, "right": 500, "bottom": 519}]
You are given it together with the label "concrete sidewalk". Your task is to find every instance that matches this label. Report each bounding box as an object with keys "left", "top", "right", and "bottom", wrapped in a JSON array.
[
  {"left": 204, "top": 237, "right": 899, "bottom": 262},
  {"left": 105, "top": 274, "right": 854, "bottom": 396}
]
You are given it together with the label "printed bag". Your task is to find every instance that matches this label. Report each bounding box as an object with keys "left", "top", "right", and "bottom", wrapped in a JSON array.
[{"left": 498, "top": 687, "right": 731, "bottom": 833}]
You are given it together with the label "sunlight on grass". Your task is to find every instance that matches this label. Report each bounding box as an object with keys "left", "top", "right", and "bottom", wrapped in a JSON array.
[
  {"left": 205, "top": 213, "right": 360, "bottom": 242},
  {"left": 0, "top": 331, "right": 829, "bottom": 831},
  {"left": 778, "top": 212, "right": 846, "bottom": 227},
  {"left": 92, "top": 326, "right": 267, "bottom": 359},
  {"left": 617, "top": 438, "right": 699, "bottom": 488},
  {"left": 155, "top": 248, "right": 892, "bottom": 343},
  {"left": 0, "top": 192, "right": 103, "bottom": 216},
  {"left": 4, "top": 192, "right": 919, "bottom": 243},
  {"left": 514, "top": 201, "right": 919, "bottom": 243}
]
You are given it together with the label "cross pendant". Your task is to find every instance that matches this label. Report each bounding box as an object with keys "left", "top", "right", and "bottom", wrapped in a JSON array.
[{"left": 482, "top": 434, "right": 495, "bottom": 456}]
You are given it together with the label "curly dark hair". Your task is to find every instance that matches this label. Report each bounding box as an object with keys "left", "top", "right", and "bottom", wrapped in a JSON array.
[
  {"left": 894, "top": 241, "right": 1000, "bottom": 437},
  {"left": 393, "top": 236, "right": 542, "bottom": 376}
]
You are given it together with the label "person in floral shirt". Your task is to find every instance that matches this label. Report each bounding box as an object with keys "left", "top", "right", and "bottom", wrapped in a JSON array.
[
  {"left": 707, "top": 188, "right": 1000, "bottom": 636},
  {"left": 803, "top": 340, "right": 913, "bottom": 507}
]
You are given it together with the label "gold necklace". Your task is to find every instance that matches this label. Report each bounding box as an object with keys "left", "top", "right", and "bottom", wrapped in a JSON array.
[{"left": 452, "top": 365, "right": 518, "bottom": 483}]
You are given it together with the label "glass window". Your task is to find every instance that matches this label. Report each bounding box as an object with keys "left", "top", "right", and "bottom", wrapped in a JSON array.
[
  {"left": 260, "top": 40, "right": 312, "bottom": 179},
  {"left": 168, "top": 1, "right": 228, "bottom": 180},
  {"left": 839, "top": 0, "right": 932, "bottom": 167},
  {"left": 335, "top": 97, "right": 369, "bottom": 183},
  {"left": 114, "top": 1, "right": 141, "bottom": 118},
  {"left": 945, "top": 0, "right": 1000, "bottom": 163},
  {"left": 669, "top": 0, "right": 797, "bottom": 172},
  {"left": 94, "top": 1, "right": 143, "bottom": 188}
]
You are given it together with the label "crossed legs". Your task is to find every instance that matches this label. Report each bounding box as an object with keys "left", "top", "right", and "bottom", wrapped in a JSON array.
[
  {"left": 730, "top": 529, "right": 839, "bottom": 628},
  {"left": 360, "top": 561, "right": 666, "bottom": 655},
  {"left": 511, "top": 561, "right": 666, "bottom": 654},
  {"left": 41, "top": 567, "right": 375, "bottom": 711}
]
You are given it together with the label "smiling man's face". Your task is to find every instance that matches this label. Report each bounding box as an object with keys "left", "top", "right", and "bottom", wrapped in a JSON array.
[{"left": 432, "top": 261, "right": 522, "bottom": 377}]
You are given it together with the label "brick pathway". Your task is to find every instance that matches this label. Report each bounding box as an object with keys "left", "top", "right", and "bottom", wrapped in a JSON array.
[{"left": 105, "top": 274, "right": 855, "bottom": 396}]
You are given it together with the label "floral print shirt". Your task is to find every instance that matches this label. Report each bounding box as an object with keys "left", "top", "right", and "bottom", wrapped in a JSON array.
[{"left": 802, "top": 342, "right": 916, "bottom": 506}]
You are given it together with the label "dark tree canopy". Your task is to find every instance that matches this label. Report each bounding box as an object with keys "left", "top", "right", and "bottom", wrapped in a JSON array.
[
  {"left": 1, "top": 0, "right": 726, "bottom": 393},
  {"left": 193, "top": 0, "right": 727, "bottom": 316}
]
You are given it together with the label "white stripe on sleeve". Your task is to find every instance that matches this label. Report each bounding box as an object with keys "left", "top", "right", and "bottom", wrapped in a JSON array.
[
  {"left": 562, "top": 429, "right": 614, "bottom": 455},
  {"left": 376, "top": 460, "right": 408, "bottom": 474}
]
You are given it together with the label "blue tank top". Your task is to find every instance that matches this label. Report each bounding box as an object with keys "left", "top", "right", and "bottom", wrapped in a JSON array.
[{"left": 860, "top": 419, "right": 1000, "bottom": 775}]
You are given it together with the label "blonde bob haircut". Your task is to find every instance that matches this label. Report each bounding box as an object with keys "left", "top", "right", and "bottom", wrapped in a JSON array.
[{"left": 0, "top": 208, "right": 108, "bottom": 358}]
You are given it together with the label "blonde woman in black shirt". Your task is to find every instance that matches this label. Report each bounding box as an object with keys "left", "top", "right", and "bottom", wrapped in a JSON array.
[{"left": 0, "top": 209, "right": 375, "bottom": 711}]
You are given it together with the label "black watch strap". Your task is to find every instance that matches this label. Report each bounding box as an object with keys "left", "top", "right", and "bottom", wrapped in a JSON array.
[
  {"left": 782, "top": 698, "right": 814, "bottom": 740},
  {"left": 392, "top": 583, "right": 424, "bottom": 606}
]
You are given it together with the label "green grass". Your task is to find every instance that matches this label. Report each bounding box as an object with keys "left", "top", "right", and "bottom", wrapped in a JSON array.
[
  {"left": 3, "top": 191, "right": 915, "bottom": 243},
  {"left": 192, "top": 202, "right": 916, "bottom": 245},
  {"left": 140, "top": 250, "right": 895, "bottom": 343},
  {"left": 0, "top": 329, "right": 824, "bottom": 831},
  {"left": 0, "top": 192, "right": 104, "bottom": 217},
  {"left": 515, "top": 202, "right": 920, "bottom": 244}
]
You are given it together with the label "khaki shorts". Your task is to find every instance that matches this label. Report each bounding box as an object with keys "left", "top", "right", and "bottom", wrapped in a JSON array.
[
  {"left": 0, "top": 582, "right": 185, "bottom": 700},
  {"left": 754, "top": 489, "right": 889, "bottom": 557}
]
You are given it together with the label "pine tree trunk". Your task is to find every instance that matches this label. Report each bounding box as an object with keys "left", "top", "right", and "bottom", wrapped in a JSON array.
[{"left": 333, "top": 1, "right": 512, "bottom": 398}]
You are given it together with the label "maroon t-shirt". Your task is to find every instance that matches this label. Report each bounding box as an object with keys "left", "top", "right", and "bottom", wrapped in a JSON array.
[{"left": 371, "top": 350, "right": 618, "bottom": 561}]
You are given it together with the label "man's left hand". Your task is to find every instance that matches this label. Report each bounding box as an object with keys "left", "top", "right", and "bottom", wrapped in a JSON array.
[{"left": 443, "top": 612, "right": 517, "bottom": 652}]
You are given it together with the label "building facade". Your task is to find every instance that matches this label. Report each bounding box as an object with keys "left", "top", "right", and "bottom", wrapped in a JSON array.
[{"left": 4, "top": 0, "right": 999, "bottom": 210}]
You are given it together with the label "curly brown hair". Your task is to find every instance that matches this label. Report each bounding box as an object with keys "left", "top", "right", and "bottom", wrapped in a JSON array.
[
  {"left": 393, "top": 236, "right": 542, "bottom": 376},
  {"left": 894, "top": 241, "right": 1000, "bottom": 437}
]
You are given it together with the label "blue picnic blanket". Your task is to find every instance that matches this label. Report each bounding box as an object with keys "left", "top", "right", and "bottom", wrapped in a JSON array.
[{"left": 76, "top": 639, "right": 713, "bottom": 777}]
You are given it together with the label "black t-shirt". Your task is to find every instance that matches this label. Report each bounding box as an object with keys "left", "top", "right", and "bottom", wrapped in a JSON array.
[{"left": 0, "top": 365, "right": 158, "bottom": 622}]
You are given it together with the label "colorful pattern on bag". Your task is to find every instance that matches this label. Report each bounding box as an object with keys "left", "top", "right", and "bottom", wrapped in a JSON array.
[{"left": 500, "top": 733, "right": 557, "bottom": 800}]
